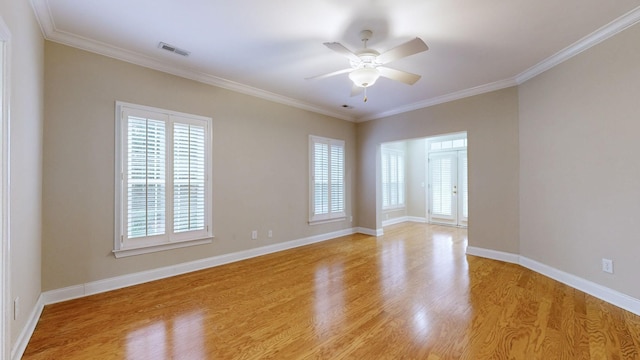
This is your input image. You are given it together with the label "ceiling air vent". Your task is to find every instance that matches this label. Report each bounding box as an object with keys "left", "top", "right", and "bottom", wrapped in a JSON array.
[{"left": 158, "top": 42, "right": 190, "bottom": 57}]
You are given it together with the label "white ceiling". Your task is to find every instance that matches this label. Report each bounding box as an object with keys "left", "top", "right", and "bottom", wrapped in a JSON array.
[{"left": 31, "top": 0, "right": 640, "bottom": 121}]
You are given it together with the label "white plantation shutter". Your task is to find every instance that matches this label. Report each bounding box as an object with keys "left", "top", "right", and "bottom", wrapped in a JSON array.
[
  {"left": 398, "top": 156, "right": 405, "bottom": 206},
  {"left": 330, "top": 143, "right": 344, "bottom": 214},
  {"left": 381, "top": 148, "right": 405, "bottom": 209},
  {"left": 116, "top": 102, "right": 212, "bottom": 257},
  {"left": 390, "top": 154, "right": 398, "bottom": 206},
  {"left": 173, "top": 122, "right": 206, "bottom": 233},
  {"left": 431, "top": 157, "right": 453, "bottom": 216},
  {"left": 310, "top": 136, "right": 345, "bottom": 222},
  {"left": 381, "top": 153, "right": 390, "bottom": 207},
  {"left": 314, "top": 142, "right": 329, "bottom": 216},
  {"left": 127, "top": 116, "right": 166, "bottom": 238}
]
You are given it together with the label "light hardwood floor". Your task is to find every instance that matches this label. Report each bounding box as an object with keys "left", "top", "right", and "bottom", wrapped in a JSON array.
[{"left": 24, "top": 223, "right": 640, "bottom": 359}]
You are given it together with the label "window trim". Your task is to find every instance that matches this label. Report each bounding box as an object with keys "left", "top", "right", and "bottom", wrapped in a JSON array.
[
  {"left": 309, "top": 135, "right": 346, "bottom": 224},
  {"left": 114, "top": 101, "right": 213, "bottom": 258},
  {"left": 427, "top": 133, "right": 467, "bottom": 153}
]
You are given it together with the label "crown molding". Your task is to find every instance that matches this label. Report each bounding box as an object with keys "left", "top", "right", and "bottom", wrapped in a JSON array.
[
  {"left": 359, "top": 77, "right": 518, "bottom": 122},
  {"left": 30, "top": 0, "right": 54, "bottom": 35},
  {"left": 516, "top": 6, "right": 640, "bottom": 84},
  {"left": 29, "top": 0, "right": 355, "bottom": 122},
  {"left": 362, "top": 5, "right": 640, "bottom": 121},
  {"left": 30, "top": 0, "right": 640, "bottom": 123}
]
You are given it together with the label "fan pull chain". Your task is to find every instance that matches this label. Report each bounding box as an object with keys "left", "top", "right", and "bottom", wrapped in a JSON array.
[{"left": 363, "top": 87, "right": 368, "bottom": 103}]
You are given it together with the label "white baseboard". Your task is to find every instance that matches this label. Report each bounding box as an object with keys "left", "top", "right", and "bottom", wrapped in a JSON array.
[
  {"left": 11, "top": 294, "right": 44, "bottom": 360},
  {"left": 382, "top": 216, "right": 428, "bottom": 227},
  {"left": 43, "top": 227, "right": 357, "bottom": 305},
  {"left": 466, "top": 246, "right": 520, "bottom": 264},
  {"left": 356, "top": 227, "right": 383, "bottom": 236},
  {"left": 466, "top": 246, "right": 640, "bottom": 316},
  {"left": 382, "top": 216, "right": 407, "bottom": 227},
  {"left": 520, "top": 257, "right": 640, "bottom": 316}
]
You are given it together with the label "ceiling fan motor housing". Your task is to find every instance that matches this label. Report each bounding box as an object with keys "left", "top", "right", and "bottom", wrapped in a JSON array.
[{"left": 350, "top": 51, "right": 380, "bottom": 68}]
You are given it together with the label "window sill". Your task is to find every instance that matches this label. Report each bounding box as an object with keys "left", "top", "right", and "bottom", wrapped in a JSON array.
[
  {"left": 113, "top": 237, "right": 213, "bottom": 258},
  {"left": 308, "top": 217, "right": 346, "bottom": 226},
  {"left": 383, "top": 205, "right": 406, "bottom": 211}
]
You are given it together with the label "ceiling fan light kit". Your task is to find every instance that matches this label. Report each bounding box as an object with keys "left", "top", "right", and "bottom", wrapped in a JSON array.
[
  {"left": 308, "top": 29, "right": 429, "bottom": 103},
  {"left": 348, "top": 67, "right": 380, "bottom": 88}
]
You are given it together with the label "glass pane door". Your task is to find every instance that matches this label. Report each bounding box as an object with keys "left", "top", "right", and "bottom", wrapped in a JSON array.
[{"left": 428, "top": 150, "right": 468, "bottom": 227}]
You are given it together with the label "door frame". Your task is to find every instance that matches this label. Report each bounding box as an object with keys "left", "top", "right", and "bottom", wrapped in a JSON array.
[
  {"left": 457, "top": 150, "right": 468, "bottom": 227},
  {"left": 0, "top": 16, "right": 11, "bottom": 360},
  {"left": 425, "top": 133, "right": 468, "bottom": 228}
]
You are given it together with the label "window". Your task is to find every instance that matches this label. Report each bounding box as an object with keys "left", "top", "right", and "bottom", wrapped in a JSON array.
[
  {"left": 381, "top": 148, "right": 405, "bottom": 209},
  {"left": 309, "top": 135, "right": 345, "bottom": 223},
  {"left": 115, "top": 102, "right": 213, "bottom": 257},
  {"left": 429, "top": 137, "right": 467, "bottom": 152}
]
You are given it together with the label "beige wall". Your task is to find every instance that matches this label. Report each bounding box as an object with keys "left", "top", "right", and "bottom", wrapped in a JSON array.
[
  {"left": 519, "top": 23, "right": 640, "bottom": 299},
  {"left": 0, "top": 0, "right": 44, "bottom": 350},
  {"left": 356, "top": 88, "right": 520, "bottom": 253},
  {"left": 406, "top": 138, "right": 427, "bottom": 219},
  {"left": 42, "top": 42, "right": 356, "bottom": 291}
]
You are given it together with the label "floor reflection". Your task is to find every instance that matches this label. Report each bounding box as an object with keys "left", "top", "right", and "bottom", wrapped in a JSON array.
[
  {"left": 313, "top": 263, "right": 345, "bottom": 338},
  {"left": 379, "top": 239, "right": 407, "bottom": 297},
  {"left": 172, "top": 312, "right": 205, "bottom": 359},
  {"left": 126, "top": 321, "right": 166, "bottom": 359},
  {"left": 411, "top": 305, "right": 431, "bottom": 339},
  {"left": 126, "top": 311, "right": 205, "bottom": 360},
  {"left": 378, "top": 224, "right": 472, "bottom": 343}
]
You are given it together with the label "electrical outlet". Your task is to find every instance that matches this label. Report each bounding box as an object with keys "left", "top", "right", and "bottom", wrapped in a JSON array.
[
  {"left": 602, "top": 258, "right": 613, "bottom": 274},
  {"left": 251, "top": 230, "right": 257, "bottom": 240},
  {"left": 268, "top": 230, "right": 273, "bottom": 238},
  {"left": 13, "top": 297, "right": 19, "bottom": 320}
]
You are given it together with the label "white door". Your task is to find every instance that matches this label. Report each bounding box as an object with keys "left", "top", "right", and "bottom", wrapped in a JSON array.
[{"left": 428, "top": 151, "right": 468, "bottom": 227}]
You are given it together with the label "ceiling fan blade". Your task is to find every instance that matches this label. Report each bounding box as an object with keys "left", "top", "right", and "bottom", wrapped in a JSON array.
[
  {"left": 305, "top": 68, "right": 352, "bottom": 81},
  {"left": 350, "top": 84, "right": 363, "bottom": 97},
  {"left": 323, "top": 42, "right": 361, "bottom": 62},
  {"left": 377, "top": 66, "right": 422, "bottom": 85},
  {"left": 377, "top": 37, "right": 428, "bottom": 64}
]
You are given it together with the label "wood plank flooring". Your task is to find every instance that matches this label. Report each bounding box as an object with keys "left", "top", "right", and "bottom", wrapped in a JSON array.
[{"left": 23, "top": 223, "right": 640, "bottom": 359}]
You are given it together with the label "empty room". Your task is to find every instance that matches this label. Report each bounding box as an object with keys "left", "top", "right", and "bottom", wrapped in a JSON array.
[{"left": 1, "top": 0, "right": 639, "bottom": 359}]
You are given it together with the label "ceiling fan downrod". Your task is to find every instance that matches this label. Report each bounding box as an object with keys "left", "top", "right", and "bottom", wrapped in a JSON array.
[{"left": 360, "top": 30, "right": 372, "bottom": 49}]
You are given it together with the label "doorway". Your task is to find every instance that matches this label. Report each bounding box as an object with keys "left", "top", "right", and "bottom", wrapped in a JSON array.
[
  {"left": 427, "top": 135, "right": 468, "bottom": 227},
  {"left": 378, "top": 132, "right": 468, "bottom": 230},
  {"left": 0, "top": 17, "right": 9, "bottom": 360}
]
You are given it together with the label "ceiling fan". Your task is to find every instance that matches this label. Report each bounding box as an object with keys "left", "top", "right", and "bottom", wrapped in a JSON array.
[{"left": 307, "top": 30, "right": 429, "bottom": 102}]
